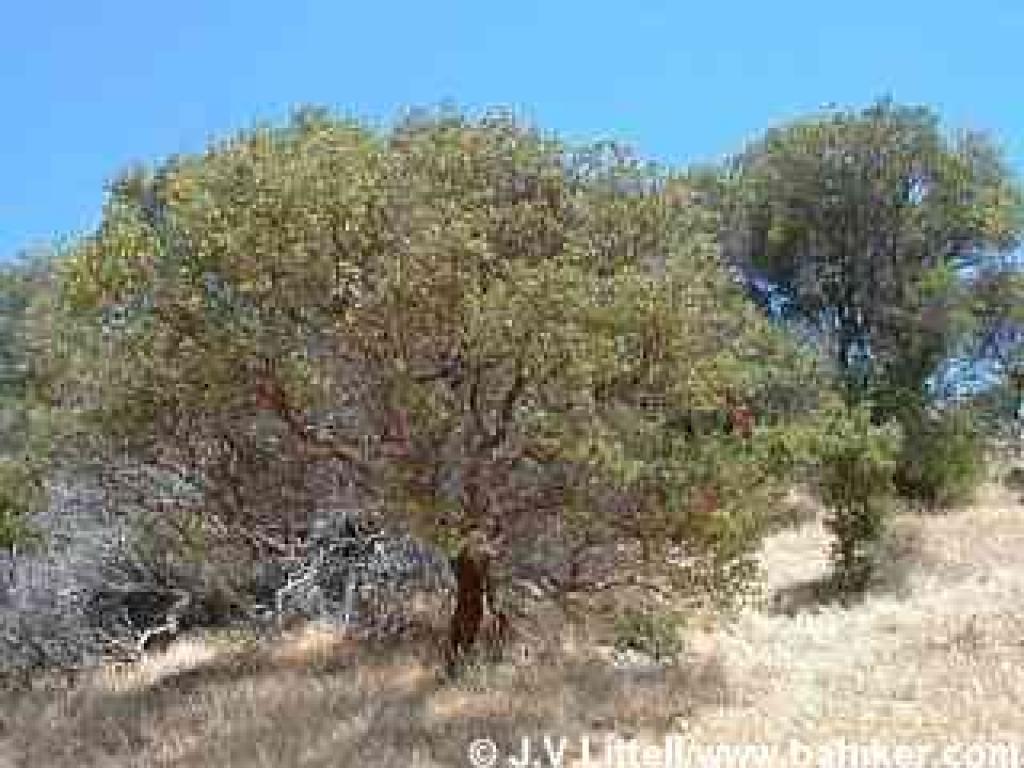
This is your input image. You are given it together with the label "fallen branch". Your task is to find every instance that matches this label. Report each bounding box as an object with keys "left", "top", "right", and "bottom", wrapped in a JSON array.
[{"left": 92, "top": 583, "right": 192, "bottom": 654}]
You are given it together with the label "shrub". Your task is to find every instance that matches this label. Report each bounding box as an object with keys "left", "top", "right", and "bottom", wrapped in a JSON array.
[
  {"left": 1004, "top": 466, "right": 1024, "bottom": 492},
  {"left": 817, "top": 407, "right": 899, "bottom": 593},
  {"left": 0, "top": 457, "right": 44, "bottom": 552},
  {"left": 894, "top": 408, "right": 985, "bottom": 510},
  {"left": 613, "top": 606, "right": 683, "bottom": 661}
]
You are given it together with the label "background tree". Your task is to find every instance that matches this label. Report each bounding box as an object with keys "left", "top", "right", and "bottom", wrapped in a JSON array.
[
  {"left": 722, "top": 99, "right": 1022, "bottom": 408},
  {"left": 963, "top": 265, "right": 1024, "bottom": 444},
  {"left": 0, "top": 255, "right": 55, "bottom": 556},
  {"left": 716, "top": 99, "right": 1023, "bottom": 519}
]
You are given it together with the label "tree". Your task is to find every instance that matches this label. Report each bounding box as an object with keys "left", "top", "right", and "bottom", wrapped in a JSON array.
[
  {"left": 817, "top": 405, "right": 899, "bottom": 591},
  {"left": 0, "top": 255, "right": 49, "bottom": 453},
  {"left": 723, "top": 99, "right": 1022, "bottom": 406},
  {"left": 54, "top": 107, "right": 816, "bottom": 656},
  {"left": 0, "top": 255, "right": 55, "bottom": 554},
  {"left": 964, "top": 266, "right": 1024, "bottom": 439}
]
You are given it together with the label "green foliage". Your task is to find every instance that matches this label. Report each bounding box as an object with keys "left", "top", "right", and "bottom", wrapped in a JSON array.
[
  {"left": 0, "top": 261, "right": 42, "bottom": 455},
  {"left": 963, "top": 268, "right": 1024, "bottom": 436},
  {"left": 49, "top": 106, "right": 815, "bottom": 605},
  {"left": 613, "top": 605, "right": 683, "bottom": 660},
  {"left": 817, "top": 406, "right": 900, "bottom": 592},
  {"left": 3, "top": 100, "right": 1022, "bottom": 660},
  {"left": 726, "top": 99, "right": 1022, "bottom": 403},
  {"left": 0, "top": 256, "right": 60, "bottom": 551},
  {"left": 894, "top": 408, "right": 985, "bottom": 510},
  {"left": 0, "top": 458, "right": 44, "bottom": 551}
]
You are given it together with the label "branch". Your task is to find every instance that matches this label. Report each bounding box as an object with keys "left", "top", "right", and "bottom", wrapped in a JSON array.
[
  {"left": 488, "top": 368, "right": 528, "bottom": 451},
  {"left": 91, "top": 583, "right": 192, "bottom": 654},
  {"left": 252, "top": 369, "right": 369, "bottom": 474},
  {"left": 550, "top": 575, "right": 674, "bottom": 601},
  {"left": 137, "top": 588, "right": 191, "bottom": 654}
]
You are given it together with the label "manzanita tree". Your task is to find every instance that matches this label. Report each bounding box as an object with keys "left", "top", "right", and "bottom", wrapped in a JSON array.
[{"left": 53, "top": 108, "right": 816, "bottom": 655}]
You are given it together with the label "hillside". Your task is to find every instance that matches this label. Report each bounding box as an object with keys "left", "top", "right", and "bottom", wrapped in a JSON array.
[
  {"left": 2, "top": 478, "right": 1021, "bottom": 767},
  {"left": 0, "top": 101, "right": 1021, "bottom": 768}
]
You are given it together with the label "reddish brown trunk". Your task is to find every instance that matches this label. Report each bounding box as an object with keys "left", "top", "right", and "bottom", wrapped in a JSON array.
[
  {"left": 446, "top": 526, "right": 511, "bottom": 669},
  {"left": 696, "top": 486, "right": 720, "bottom": 517},
  {"left": 448, "top": 543, "right": 489, "bottom": 662},
  {"left": 729, "top": 405, "right": 754, "bottom": 440}
]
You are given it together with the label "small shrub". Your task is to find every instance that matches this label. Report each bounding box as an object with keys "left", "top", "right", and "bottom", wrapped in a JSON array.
[
  {"left": 1004, "top": 466, "right": 1024, "bottom": 492},
  {"left": 759, "top": 488, "right": 819, "bottom": 533},
  {"left": 817, "top": 407, "right": 899, "bottom": 593},
  {"left": 0, "top": 457, "right": 45, "bottom": 551},
  {"left": 613, "top": 607, "right": 683, "bottom": 661},
  {"left": 894, "top": 408, "right": 985, "bottom": 510}
]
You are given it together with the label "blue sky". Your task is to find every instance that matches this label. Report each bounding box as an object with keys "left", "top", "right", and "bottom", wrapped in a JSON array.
[{"left": 3, "top": 0, "right": 1023, "bottom": 259}]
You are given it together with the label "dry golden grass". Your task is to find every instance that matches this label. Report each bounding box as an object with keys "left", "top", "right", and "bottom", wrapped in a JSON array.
[
  {"left": 1, "top": 477, "right": 1022, "bottom": 767},
  {"left": 686, "top": 481, "right": 1024, "bottom": 754},
  {"left": 0, "top": 618, "right": 725, "bottom": 768}
]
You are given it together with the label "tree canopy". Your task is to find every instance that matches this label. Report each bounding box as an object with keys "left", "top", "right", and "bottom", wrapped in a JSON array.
[
  {"left": 722, "top": 99, "right": 1022, "bottom": 405},
  {"left": 51, "top": 109, "right": 817, "bottom": 605}
]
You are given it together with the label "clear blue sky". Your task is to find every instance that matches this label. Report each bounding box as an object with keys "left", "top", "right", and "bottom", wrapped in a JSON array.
[{"left": 3, "top": 0, "right": 1023, "bottom": 259}]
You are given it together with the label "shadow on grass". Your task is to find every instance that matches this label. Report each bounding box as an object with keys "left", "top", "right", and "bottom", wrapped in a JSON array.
[
  {"left": 768, "top": 575, "right": 846, "bottom": 616},
  {"left": 768, "top": 520, "right": 925, "bottom": 616},
  {"left": 4, "top": 629, "right": 730, "bottom": 768}
]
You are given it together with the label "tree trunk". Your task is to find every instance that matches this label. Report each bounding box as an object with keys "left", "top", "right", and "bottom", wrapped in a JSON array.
[
  {"left": 447, "top": 530, "right": 508, "bottom": 669},
  {"left": 448, "top": 542, "right": 489, "bottom": 664}
]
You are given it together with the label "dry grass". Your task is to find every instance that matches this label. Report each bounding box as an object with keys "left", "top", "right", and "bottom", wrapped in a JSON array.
[
  {"left": 689, "top": 481, "right": 1024, "bottom": 752},
  {"left": 0, "top": 616, "right": 726, "bottom": 767},
  {"left": 2, "top": 478, "right": 1023, "bottom": 766}
]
